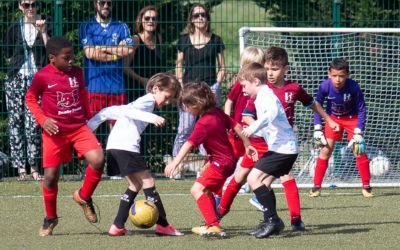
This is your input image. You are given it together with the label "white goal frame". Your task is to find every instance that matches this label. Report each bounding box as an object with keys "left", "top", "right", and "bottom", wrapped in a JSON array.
[{"left": 239, "top": 27, "right": 400, "bottom": 188}]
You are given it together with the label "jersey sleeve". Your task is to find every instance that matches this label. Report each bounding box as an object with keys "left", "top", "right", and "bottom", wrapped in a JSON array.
[
  {"left": 79, "top": 22, "right": 94, "bottom": 47},
  {"left": 297, "top": 85, "right": 314, "bottom": 108},
  {"left": 187, "top": 121, "right": 207, "bottom": 148},
  {"left": 355, "top": 84, "right": 367, "bottom": 131},
  {"left": 176, "top": 35, "right": 187, "bottom": 52},
  {"left": 25, "top": 74, "right": 47, "bottom": 127},
  {"left": 215, "top": 35, "right": 225, "bottom": 54},
  {"left": 227, "top": 81, "right": 242, "bottom": 102},
  {"left": 120, "top": 22, "right": 134, "bottom": 45},
  {"left": 313, "top": 82, "right": 327, "bottom": 126}
]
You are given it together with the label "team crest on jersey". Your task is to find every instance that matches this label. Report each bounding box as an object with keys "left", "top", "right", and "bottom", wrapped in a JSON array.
[
  {"left": 285, "top": 92, "right": 295, "bottom": 103},
  {"left": 69, "top": 77, "right": 79, "bottom": 88},
  {"left": 343, "top": 93, "right": 352, "bottom": 102},
  {"left": 112, "top": 33, "right": 120, "bottom": 44},
  {"left": 57, "top": 89, "right": 80, "bottom": 108}
]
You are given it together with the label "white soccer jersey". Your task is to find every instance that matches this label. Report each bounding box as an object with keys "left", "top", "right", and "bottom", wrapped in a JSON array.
[
  {"left": 87, "top": 93, "right": 159, "bottom": 152},
  {"left": 248, "top": 85, "right": 299, "bottom": 154}
]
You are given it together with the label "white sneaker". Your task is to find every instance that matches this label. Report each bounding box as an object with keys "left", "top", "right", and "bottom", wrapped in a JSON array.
[{"left": 249, "top": 197, "right": 263, "bottom": 211}]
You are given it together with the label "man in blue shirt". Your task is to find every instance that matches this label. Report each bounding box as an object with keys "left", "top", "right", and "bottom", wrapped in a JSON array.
[
  {"left": 310, "top": 58, "right": 372, "bottom": 198},
  {"left": 79, "top": 0, "right": 133, "bottom": 127}
]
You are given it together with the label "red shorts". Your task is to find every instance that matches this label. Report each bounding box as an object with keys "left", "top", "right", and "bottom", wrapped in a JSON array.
[
  {"left": 241, "top": 140, "right": 269, "bottom": 168},
  {"left": 88, "top": 93, "right": 127, "bottom": 124},
  {"left": 42, "top": 125, "right": 102, "bottom": 168},
  {"left": 196, "top": 164, "right": 227, "bottom": 194},
  {"left": 227, "top": 131, "right": 245, "bottom": 159},
  {"left": 325, "top": 115, "right": 358, "bottom": 141}
]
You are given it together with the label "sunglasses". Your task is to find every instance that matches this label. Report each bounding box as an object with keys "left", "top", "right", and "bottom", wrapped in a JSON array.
[
  {"left": 192, "top": 12, "right": 207, "bottom": 19},
  {"left": 98, "top": 1, "right": 112, "bottom": 7},
  {"left": 144, "top": 16, "right": 158, "bottom": 22},
  {"left": 21, "top": 2, "right": 36, "bottom": 9}
]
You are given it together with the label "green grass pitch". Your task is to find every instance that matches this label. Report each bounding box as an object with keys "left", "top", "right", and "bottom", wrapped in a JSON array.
[{"left": 1, "top": 180, "right": 399, "bottom": 249}]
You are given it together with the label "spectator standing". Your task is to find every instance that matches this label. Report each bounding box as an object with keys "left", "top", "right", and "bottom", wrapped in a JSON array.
[
  {"left": 3, "top": 0, "right": 51, "bottom": 180},
  {"left": 79, "top": 0, "right": 134, "bottom": 128},
  {"left": 173, "top": 3, "right": 225, "bottom": 158},
  {"left": 124, "top": 5, "right": 166, "bottom": 101}
]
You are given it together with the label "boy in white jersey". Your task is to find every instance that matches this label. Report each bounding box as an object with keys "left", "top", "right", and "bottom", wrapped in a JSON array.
[
  {"left": 87, "top": 73, "right": 183, "bottom": 237},
  {"left": 239, "top": 63, "right": 299, "bottom": 239}
]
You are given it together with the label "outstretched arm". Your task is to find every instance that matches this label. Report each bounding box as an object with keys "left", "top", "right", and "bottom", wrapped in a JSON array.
[{"left": 164, "top": 141, "right": 193, "bottom": 177}]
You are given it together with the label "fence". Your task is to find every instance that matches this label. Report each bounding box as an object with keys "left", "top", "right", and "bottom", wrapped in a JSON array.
[{"left": 1, "top": 0, "right": 399, "bottom": 180}]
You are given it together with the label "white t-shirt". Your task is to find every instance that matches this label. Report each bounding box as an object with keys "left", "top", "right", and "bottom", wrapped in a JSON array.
[
  {"left": 19, "top": 22, "right": 38, "bottom": 76},
  {"left": 87, "top": 93, "right": 160, "bottom": 153},
  {"left": 248, "top": 85, "right": 299, "bottom": 154}
]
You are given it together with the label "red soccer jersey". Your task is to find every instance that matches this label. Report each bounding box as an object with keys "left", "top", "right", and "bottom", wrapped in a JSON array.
[
  {"left": 187, "top": 108, "right": 237, "bottom": 176},
  {"left": 267, "top": 81, "right": 313, "bottom": 126},
  {"left": 227, "top": 80, "right": 250, "bottom": 125},
  {"left": 26, "top": 64, "right": 91, "bottom": 133}
]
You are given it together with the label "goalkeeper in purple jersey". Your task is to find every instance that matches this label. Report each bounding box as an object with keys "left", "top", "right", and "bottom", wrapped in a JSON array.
[{"left": 310, "top": 58, "right": 373, "bottom": 198}]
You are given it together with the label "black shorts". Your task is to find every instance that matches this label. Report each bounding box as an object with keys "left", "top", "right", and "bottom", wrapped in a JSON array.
[
  {"left": 106, "top": 149, "right": 148, "bottom": 177},
  {"left": 254, "top": 151, "right": 298, "bottom": 178}
]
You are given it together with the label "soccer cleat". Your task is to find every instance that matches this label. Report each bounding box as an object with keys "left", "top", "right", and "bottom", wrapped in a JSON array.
[
  {"left": 309, "top": 186, "right": 321, "bottom": 197},
  {"left": 291, "top": 216, "right": 306, "bottom": 232},
  {"left": 254, "top": 216, "right": 285, "bottom": 239},
  {"left": 39, "top": 217, "right": 58, "bottom": 237},
  {"left": 191, "top": 225, "right": 226, "bottom": 238},
  {"left": 249, "top": 196, "right": 264, "bottom": 211},
  {"left": 108, "top": 224, "right": 130, "bottom": 236},
  {"left": 248, "top": 221, "right": 265, "bottom": 236},
  {"left": 155, "top": 224, "right": 184, "bottom": 236},
  {"left": 73, "top": 190, "right": 98, "bottom": 223},
  {"left": 362, "top": 186, "right": 374, "bottom": 198}
]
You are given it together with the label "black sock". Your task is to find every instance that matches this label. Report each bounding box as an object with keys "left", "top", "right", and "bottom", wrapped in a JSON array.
[
  {"left": 253, "top": 185, "right": 277, "bottom": 221},
  {"left": 114, "top": 188, "right": 138, "bottom": 228},
  {"left": 143, "top": 187, "right": 169, "bottom": 227}
]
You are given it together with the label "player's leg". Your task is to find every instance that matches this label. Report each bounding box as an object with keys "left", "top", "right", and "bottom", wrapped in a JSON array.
[
  {"left": 140, "top": 170, "right": 183, "bottom": 236},
  {"left": 218, "top": 167, "right": 251, "bottom": 217},
  {"left": 280, "top": 172, "right": 305, "bottom": 231},
  {"left": 109, "top": 173, "right": 141, "bottom": 236},
  {"left": 72, "top": 126, "right": 104, "bottom": 223},
  {"left": 191, "top": 166, "right": 227, "bottom": 237},
  {"left": 344, "top": 119, "right": 373, "bottom": 197},
  {"left": 39, "top": 166, "right": 60, "bottom": 237}
]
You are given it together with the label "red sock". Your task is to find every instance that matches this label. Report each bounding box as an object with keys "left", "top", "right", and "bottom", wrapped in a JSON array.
[
  {"left": 356, "top": 155, "right": 370, "bottom": 188},
  {"left": 79, "top": 165, "right": 102, "bottom": 201},
  {"left": 314, "top": 157, "right": 329, "bottom": 187},
  {"left": 196, "top": 193, "right": 220, "bottom": 227},
  {"left": 219, "top": 178, "right": 242, "bottom": 215},
  {"left": 43, "top": 182, "right": 58, "bottom": 219},
  {"left": 282, "top": 179, "right": 301, "bottom": 223}
]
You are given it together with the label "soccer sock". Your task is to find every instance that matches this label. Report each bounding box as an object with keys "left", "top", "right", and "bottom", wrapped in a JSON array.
[
  {"left": 356, "top": 154, "right": 371, "bottom": 188},
  {"left": 43, "top": 182, "right": 58, "bottom": 219},
  {"left": 79, "top": 165, "right": 102, "bottom": 201},
  {"left": 253, "top": 185, "right": 277, "bottom": 221},
  {"left": 196, "top": 193, "right": 220, "bottom": 227},
  {"left": 219, "top": 178, "right": 242, "bottom": 216},
  {"left": 314, "top": 157, "right": 329, "bottom": 187},
  {"left": 282, "top": 179, "right": 301, "bottom": 223},
  {"left": 113, "top": 188, "right": 138, "bottom": 229},
  {"left": 143, "top": 187, "right": 169, "bottom": 227}
]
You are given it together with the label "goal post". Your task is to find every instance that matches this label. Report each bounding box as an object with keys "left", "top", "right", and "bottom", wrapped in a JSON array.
[{"left": 239, "top": 27, "right": 400, "bottom": 188}]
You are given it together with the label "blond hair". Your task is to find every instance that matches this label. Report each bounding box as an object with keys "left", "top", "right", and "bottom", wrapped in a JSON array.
[
  {"left": 237, "top": 62, "right": 267, "bottom": 84},
  {"left": 240, "top": 47, "right": 264, "bottom": 66}
]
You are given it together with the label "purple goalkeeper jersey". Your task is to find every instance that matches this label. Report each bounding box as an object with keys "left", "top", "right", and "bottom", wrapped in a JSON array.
[{"left": 314, "top": 78, "right": 367, "bottom": 130}]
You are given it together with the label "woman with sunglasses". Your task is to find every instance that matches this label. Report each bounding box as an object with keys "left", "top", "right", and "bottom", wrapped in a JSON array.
[
  {"left": 124, "top": 5, "right": 166, "bottom": 101},
  {"left": 3, "top": 0, "right": 51, "bottom": 181},
  {"left": 173, "top": 3, "right": 226, "bottom": 165}
]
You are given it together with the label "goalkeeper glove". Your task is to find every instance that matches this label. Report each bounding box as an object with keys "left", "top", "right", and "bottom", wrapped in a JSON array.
[
  {"left": 313, "top": 125, "right": 327, "bottom": 147},
  {"left": 347, "top": 128, "right": 366, "bottom": 156}
]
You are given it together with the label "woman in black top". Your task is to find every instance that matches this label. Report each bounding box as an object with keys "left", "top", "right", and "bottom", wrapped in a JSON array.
[
  {"left": 124, "top": 5, "right": 165, "bottom": 101},
  {"left": 3, "top": 0, "right": 51, "bottom": 180},
  {"left": 172, "top": 3, "right": 226, "bottom": 159}
]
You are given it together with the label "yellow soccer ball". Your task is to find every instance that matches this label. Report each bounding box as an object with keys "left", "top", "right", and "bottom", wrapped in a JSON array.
[{"left": 129, "top": 200, "right": 159, "bottom": 229}]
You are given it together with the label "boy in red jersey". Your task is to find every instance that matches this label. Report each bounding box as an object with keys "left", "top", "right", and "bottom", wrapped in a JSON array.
[
  {"left": 164, "top": 82, "right": 257, "bottom": 237},
  {"left": 26, "top": 37, "right": 104, "bottom": 237}
]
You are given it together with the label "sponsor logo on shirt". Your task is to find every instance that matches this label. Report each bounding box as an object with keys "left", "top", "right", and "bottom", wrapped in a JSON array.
[
  {"left": 285, "top": 92, "right": 295, "bottom": 103},
  {"left": 343, "top": 93, "right": 351, "bottom": 102},
  {"left": 57, "top": 89, "right": 80, "bottom": 108},
  {"left": 112, "top": 33, "right": 119, "bottom": 45},
  {"left": 69, "top": 77, "right": 79, "bottom": 88},
  {"left": 48, "top": 83, "right": 57, "bottom": 88}
]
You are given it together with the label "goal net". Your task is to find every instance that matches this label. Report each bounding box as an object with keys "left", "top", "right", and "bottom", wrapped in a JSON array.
[{"left": 239, "top": 27, "right": 400, "bottom": 188}]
